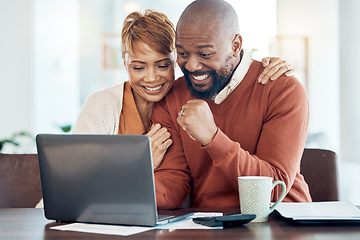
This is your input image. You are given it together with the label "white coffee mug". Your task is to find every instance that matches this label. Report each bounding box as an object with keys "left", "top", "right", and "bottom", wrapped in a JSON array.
[{"left": 238, "top": 176, "right": 286, "bottom": 222}]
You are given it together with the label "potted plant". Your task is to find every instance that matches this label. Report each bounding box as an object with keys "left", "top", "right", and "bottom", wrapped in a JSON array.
[{"left": 0, "top": 131, "right": 34, "bottom": 152}]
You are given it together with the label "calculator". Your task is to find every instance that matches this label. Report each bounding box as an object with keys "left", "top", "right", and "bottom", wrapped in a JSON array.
[{"left": 193, "top": 214, "right": 256, "bottom": 228}]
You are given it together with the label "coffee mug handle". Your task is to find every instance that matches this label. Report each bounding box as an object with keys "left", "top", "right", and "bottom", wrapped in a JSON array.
[{"left": 269, "top": 180, "right": 286, "bottom": 214}]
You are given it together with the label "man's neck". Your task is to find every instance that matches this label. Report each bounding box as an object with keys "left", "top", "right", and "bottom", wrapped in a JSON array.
[{"left": 218, "top": 49, "right": 244, "bottom": 93}]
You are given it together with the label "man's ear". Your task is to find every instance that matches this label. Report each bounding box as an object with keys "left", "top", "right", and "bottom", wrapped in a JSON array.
[{"left": 232, "top": 34, "right": 242, "bottom": 57}]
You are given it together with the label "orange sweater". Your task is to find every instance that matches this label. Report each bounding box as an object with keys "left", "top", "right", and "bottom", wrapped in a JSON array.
[{"left": 153, "top": 61, "right": 312, "bottom": 209}]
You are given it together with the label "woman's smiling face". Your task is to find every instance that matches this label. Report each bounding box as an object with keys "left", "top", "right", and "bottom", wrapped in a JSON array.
[{"left": 125, "top": 40, "right": 175, "bottom": 103}]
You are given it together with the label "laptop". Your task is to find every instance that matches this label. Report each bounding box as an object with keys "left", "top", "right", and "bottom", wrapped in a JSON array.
[{"left": 36, "top": 134, "right": 192, "bottom": 227}]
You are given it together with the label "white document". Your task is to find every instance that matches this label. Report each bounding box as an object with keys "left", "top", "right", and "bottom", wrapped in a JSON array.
[
  {"left": 51, "top": 223, "right": 153, "bottom": 236},
  {"left": 275, "top": 201, "right": 360, "bottom": 220},
  {"left": 50, "top": 212, "right": 223, "bottom": 236}
]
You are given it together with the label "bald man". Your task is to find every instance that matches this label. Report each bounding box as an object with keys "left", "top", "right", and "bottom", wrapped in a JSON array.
[{"left": 153, "top": 0, "right": 312, "bottom": 209}]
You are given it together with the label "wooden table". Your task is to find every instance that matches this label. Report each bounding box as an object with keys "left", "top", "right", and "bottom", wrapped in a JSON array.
[{"left": 1, "top": 208, "right": 360, "bottom": 240}]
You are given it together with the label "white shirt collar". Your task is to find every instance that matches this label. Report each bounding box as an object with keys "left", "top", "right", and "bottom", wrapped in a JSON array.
[{"left": 213, "top": 50, "right": 253, "bottom": 104}]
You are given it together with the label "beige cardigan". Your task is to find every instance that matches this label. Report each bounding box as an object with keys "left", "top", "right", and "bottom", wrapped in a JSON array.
[{"left": 73, "top": 82, "right": 125, "bottom": 134}]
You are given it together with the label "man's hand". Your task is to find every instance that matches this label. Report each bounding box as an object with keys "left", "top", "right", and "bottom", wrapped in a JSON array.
[
  {"left": 258, "top": 57, "right": 294, "bottom": 84},
  {"left": 177, "top": 100, "right": 218, "bottom": 146},
  {"left": 146, "top": 123, "right": 172, "bottom": 169}
]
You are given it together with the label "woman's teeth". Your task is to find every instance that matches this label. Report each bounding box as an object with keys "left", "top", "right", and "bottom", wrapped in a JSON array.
[{"left": 144, "top": 84, "right": 163, "bottom": 91}]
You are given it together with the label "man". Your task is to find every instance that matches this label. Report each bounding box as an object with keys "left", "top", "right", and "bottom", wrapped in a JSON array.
[{"left": 153, "top": 0, "right": 311, "bottom": 209}]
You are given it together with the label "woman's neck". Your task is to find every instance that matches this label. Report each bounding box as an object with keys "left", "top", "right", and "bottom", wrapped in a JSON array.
[{"left": 132, "top": 90, "right": 154, "bottom": 132}]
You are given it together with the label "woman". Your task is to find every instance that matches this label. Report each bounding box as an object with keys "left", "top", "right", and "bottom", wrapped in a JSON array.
[
  {"left": 73, "top": 10, "right": 177, "bottom": 169},
  {"left": 73, "top": 9, "right": 293, "bottom": 169}
]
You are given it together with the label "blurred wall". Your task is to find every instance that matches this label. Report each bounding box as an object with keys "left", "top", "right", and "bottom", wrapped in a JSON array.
[
  {"left": 339, "top": 0, "right": 360, "bottom": 164},
  {"left": 277, "top": 0, "right": 340, "bottom": 154},
  {"left": 33, "top": 0, "right": 80, "bottom": 135},
  {"left": 0, "top": 0, "right": 34, "bottom": 138},
  {"left": 338, "top": 0, "right": 360, "bottom": 204}
]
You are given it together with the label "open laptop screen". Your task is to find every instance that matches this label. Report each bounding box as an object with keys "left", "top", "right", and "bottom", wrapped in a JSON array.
[{"left": 36, "top": 134, "right": 159, "bottom": 226}]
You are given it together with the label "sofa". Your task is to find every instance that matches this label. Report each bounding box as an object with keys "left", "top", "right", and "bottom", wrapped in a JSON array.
[{"left": 0, "top": 153, "right": 42, "bottom": 207}]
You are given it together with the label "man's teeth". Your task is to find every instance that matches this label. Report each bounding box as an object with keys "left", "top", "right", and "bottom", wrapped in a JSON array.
[
  {"left": 192, "top": 74, "right": 209, "bottom": 81},
  {"left": 144, "top": 85, "right": 162, "bottom": 91}
]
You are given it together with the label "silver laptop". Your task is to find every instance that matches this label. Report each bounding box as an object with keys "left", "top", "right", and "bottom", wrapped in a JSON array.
[{"left": 36, "top": 134, "right": 191, "bottom": 227}]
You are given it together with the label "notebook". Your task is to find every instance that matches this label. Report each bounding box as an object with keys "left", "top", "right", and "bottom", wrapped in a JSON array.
[{"left": 36, "top": 134, "right": 191, "bottom": 227}]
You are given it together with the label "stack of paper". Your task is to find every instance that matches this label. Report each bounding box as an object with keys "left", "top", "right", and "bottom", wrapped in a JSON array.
[{"left": 274, "top": 201, "right": 360, "bottom": 223}]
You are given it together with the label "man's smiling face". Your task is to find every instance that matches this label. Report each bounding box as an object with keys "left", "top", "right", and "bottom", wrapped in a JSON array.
[{"left": 175, "top": 20, "right": 237, "bottom": 99}]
